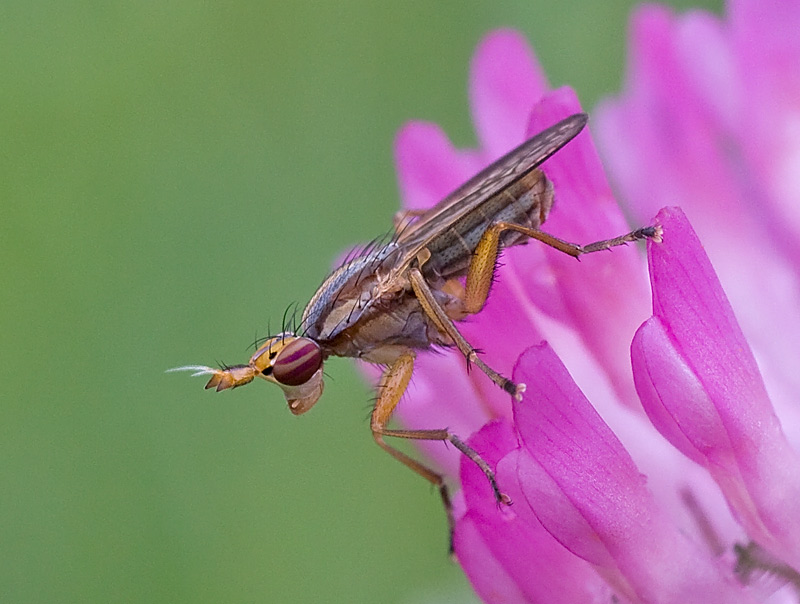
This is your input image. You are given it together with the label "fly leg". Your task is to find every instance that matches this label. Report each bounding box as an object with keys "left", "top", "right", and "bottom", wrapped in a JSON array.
[
  {"left": 372, "top": 350, "right": 510, "bottom": 551},
  {"left": 408, "top": 268, "right": 523, "bottom": 399},
  {"left": 464, "top": 221, "right": 661, "bottom": 314}
]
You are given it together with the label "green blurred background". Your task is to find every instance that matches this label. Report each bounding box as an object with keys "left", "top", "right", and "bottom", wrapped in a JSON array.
[{"left": 2, "top": 1, "right": 721, "bottom": 602}]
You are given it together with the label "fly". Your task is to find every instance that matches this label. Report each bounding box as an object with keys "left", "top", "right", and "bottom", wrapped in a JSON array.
[{"left": 171, "top": 113, "right": 660, "bottom": 547}]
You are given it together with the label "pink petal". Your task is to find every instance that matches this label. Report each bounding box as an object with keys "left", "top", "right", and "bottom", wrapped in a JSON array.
[
  {"left": 513, "top": 342, "right": 750, "bottom": 603},
  {"left": 393, "top": 121, "right": 485, "bottom": 211},
  {"left": 457, "top": 420, "right": 612, "bottom": 603},
  {"left": 515, "top": 88, "right": 652, "bottom": 408},
  {"left": 594, "top": 5, "right": 750, "bottom": 241},
  {"left": 469, "top": 29, "right": 548, "bottom": 157},
  {"left": 453, "top": 512, "right": 529, "bottom": 604},
  {"left": 631, "top": 206, "right": 800, "bottom": 570},
  {"left": 595, "top": 4, "right": 800, "bottom": 443},
  {"left": 675, "top": 11, "right": 737, "bottom": 130},
  {"left": 731, "top": 0, "right": 800, "bottom": 259}
]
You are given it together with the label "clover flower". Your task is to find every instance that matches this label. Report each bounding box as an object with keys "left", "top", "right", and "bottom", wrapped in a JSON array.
[{"left": 385, "top": 4, "right": 800, "bottom": 599}]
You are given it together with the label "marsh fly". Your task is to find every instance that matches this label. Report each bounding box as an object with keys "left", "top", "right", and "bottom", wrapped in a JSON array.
[{"left": 172, "top": 113, "right": 659, "bottom": 545}]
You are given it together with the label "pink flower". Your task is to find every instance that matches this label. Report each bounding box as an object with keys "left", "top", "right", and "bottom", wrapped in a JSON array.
[
  {"left": 379, "top": 2, "right": 800, "bottom": 599},
  {"left": 595, "top": 1, "right": 800, "bottom": 444}
]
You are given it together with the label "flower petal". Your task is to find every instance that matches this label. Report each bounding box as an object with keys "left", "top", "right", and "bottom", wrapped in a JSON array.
[
  {"left": 457, "top": 420, "right": 612, "bottom": 603},
  {"left": 632, "top": 206, "right": 800, "bottom": 570},
  {"left": 731, "top": 0, "right": 800, "bottom": 251},
  {"left": 394, "top": 121, "right": 484, "bottom": 211},
  {"left": 596, "top": 2, "right": 800, "bottom": 453},
  {"left": 594, "top": 5, "right": 753, "bottom": 243},
  {"left": 469, "top": 29, "right": 548, "bottom": 157},
  {"left": 513, "top": 342, "right": 749, "bottom": 603},
  {"left": 516, "top": 88, "right": 652, "bottom": 408},
  {"left": 453, "top": 512, "right": 529, "bottom": 604}
]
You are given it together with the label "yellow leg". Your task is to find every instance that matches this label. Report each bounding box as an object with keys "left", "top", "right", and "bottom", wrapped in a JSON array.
[
  {"left": 465, "top": 222, "right": 660, "bottom": 314},
  {"left": 408, "top": 268, "right": 523, "bottom": 399},
  {"left": 371, "top": 351, "right": 511, "bottom": 551}
]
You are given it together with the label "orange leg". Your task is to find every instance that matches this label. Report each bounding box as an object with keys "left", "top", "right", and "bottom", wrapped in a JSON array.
[
  {"left": 465, "top": 222, "right": 661, "bottom": 314},
  {"left": 371, "top": 351, "right": 511, "bottom": 551}
]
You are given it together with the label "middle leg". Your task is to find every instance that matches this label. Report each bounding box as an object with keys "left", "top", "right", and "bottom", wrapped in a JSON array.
[{"left": 408, "top": 268, "right": 524, "bottom": 399}]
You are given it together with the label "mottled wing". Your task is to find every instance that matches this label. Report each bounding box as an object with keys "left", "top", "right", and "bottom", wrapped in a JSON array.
[{"left": 394, "top": 113, "right": 587, "bottom": 254}]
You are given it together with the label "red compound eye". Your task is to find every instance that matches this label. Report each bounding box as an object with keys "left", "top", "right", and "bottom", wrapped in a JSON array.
[{"left": 272, "top": 337, "right": 322, "bottom": 386}]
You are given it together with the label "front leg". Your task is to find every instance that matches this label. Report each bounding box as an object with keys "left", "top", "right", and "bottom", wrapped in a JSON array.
[{"left": 371, "top": 351, "right": 510, "bottom": 551}]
